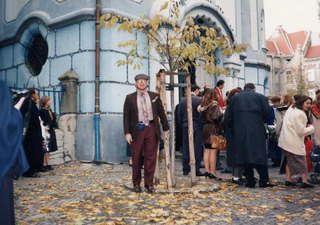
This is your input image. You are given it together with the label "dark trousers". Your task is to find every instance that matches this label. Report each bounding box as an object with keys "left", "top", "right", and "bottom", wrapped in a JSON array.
[
  {"left": 268, "top": 139, "right": 282, "bottom": 164},
  {"left": 130, "top": 124, "right": 157, "bottom": 187},
  {"left": 182, "top": 125, "right": 203, "bottom": 173},
  {"left": 244, "top": 164, "right": 269, "bottom": 184},
  {"left": 0, "top": 177, "right": 15, "bottom": 225},
  {"left": 232, "top": 167, "right": 244, "bottom": 178}
]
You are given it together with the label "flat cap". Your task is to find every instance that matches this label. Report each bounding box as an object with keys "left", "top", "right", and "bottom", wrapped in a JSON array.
[{"left": 134, "top": 73, "right": 149, "bottom": 81}]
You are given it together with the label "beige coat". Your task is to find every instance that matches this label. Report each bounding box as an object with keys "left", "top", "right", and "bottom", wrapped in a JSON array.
[{"left": 279, "top": 107, "right": 314, "bottom": 156}]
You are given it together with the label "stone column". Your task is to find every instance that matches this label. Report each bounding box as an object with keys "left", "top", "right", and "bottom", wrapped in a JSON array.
[
  {"left": 58, "top": 70, "right": 79, "bottom": 114},
  {"left": 49, "top": 70, "right": 79, "bottom": 165}
]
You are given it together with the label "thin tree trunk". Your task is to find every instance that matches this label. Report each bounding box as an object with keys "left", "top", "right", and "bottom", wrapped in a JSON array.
[
  {"left": 186, "top": 75, "right": 196, "bottom": 186},
  {"left": 154, "top": 74, "right": 161, "bottom": 185},
  {"left": 169, "top": 74, "right": 176, "bottom": 187},
  {"left": 160, "top": 72, "right": 173, "bottom": 190},
  {"left": 154, "top": 143, "right": 160, "bottom": 185}
]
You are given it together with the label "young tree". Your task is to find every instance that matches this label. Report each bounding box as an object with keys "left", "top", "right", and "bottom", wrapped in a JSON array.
[{"left": 101, "top": 0, "right": 245, "bottom": 189}]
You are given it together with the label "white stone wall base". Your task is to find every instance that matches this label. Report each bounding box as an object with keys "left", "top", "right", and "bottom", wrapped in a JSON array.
[{"left": 48, "top": 114, "right": 77, "bottom": 165}]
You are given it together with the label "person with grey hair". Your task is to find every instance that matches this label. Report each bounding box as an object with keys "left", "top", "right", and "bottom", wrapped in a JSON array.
[{"left": 123, "top": 74, "right": 169, "bottom": 193}]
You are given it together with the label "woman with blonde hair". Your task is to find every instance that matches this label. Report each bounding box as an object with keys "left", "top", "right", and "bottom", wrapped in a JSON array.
[
  {"left": 39, "top": 96, "right": 58, "bottom": 171},
  {"left": 198, "top": 89, "right": 223, "bottom": 179}
]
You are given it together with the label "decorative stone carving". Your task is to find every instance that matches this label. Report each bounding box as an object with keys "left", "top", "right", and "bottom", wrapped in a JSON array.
[
  {"left": 5, "top": 0, "right": 31, "bottom": 22},
  {"left": 130, "top": 0, "right": 143, "bottom": 3},
  {"left": 58, "top": 70, "right": 79, "bottom": 114}
]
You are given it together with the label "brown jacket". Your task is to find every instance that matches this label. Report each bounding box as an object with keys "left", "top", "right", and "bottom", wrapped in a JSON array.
[
  {"left": 123, "top": 91, "right": 169, "bottom": 140},
  {"left": 202, "top": 104, "right": 223, "bottom": 144}
]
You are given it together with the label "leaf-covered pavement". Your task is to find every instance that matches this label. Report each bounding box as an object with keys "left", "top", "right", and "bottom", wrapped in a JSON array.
[{"left": 15, "top": 161, "right": 320, "bottom": 225}]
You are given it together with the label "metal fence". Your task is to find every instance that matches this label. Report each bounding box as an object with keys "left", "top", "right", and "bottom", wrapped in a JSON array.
[{"left": 10, "top": 85, "right": 64, "bottom": 115}]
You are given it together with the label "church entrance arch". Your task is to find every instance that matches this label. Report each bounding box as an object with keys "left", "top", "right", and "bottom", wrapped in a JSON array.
[{"left": 178, "top": 8, "right": 235, "bottom": 98}]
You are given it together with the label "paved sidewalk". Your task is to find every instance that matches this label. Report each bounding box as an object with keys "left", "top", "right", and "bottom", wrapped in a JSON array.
[{"left": 15, "top": 160, "right": 320, "bottom": 225}]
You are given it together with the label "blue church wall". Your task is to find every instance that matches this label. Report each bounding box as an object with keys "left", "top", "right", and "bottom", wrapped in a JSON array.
[
  {"left": 0, "top": 70, "right": 5, "bottom": 82},
  {"left": 75, "top": 115, "right": 95, "bottom": 161},
  {"left": 0, "top": 45, "right": 13, "bottom": 69},
  {"left": 100, "top": 115, "right": 128, "bottom": 163},
  {"left": 74, "top": 22, "right": 149, "bottom": 163},
  {"left": 51, "top": 56, "right": 72, "bottom": 84},
  {"left": 245, "top": 67, "right": 258, "bottom": 84},
  {"left": 14, "top": 43, "right": 25, "bottom": 65},
  {"left": 56, "top": 25, "right": 80, "bottom": 56},
  {"left": 6, "top": 68, "right": 17, "bottom": 87},
  {"left": 0, "top": 0, "right": 271, "bottom": 164},
  {"left": 244, "top": 66, "right": 269, "bottom": 95},
  {"left": 0, "top": 16, "right": 149, "bottom": 162}
]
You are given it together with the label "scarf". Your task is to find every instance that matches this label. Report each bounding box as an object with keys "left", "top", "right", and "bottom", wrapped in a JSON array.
[{"left": 311, "top": 104, "right": 320, "bottom": 119}]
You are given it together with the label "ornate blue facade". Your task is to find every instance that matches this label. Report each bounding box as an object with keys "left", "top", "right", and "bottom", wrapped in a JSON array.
[{"left": 0, "top": 0, "right": 269, "bottom": 163}]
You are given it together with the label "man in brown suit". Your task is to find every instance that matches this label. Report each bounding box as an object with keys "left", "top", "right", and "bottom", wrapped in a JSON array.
[{"left": 123, "top": 74, "right": 169, "bottom": 193}]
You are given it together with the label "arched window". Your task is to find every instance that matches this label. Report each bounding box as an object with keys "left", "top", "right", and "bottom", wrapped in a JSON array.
[{"left": 25, "top": 34, "right": 48, "bottom": 76}]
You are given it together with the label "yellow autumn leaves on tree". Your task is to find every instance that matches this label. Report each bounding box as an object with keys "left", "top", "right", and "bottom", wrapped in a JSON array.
[{"left": 100, "top": 0, "right": 246, "bottom": 74}]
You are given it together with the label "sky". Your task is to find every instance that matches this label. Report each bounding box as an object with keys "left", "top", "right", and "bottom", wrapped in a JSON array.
[{"left": 264, "top": 0, "right": 320, "bottom": 38}]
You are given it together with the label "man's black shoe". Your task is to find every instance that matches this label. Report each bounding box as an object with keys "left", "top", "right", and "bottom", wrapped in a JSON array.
[
  {"left": 133, "top": 185, "right": 142, "bottom": 193},
  {"left": 221, "top": 168, "right": 232, "bottom": 174},
  {"left": 259, "top": 181, "right": 276, "bottom": 188},
  {"left": 23, "top": 173, "right": 40, "bottom": 178},
  {"left": 46, "top": 165, "right": 54, "bottom": 171},
  {"left": 231, "top": 178, "right": 244, "bottom": 185},
  {"left": 196, "top": 171, "right": 205, "bottom": 176},
  {"left": 299, "top": 182, "right": 314, "bottom": 188},
  {"left": 285, "top": 181, "right": 297, "bottom": 187},
  {"left": 183, "top": 171, "right": 190, "bottom": 176},
  {"left": 145, "top": 185, "right": 155, "bottom": 193},
  {"left": 38, "top": 167, "right": 48, "bottom": 172},
  {"left": 245, "top": 180, "right": 256, "bottom": 188}
]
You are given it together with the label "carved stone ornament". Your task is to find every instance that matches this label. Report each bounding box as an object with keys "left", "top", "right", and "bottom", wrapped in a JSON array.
[{"left": 130, "top": 0, "right": 143, "bottom": 4}]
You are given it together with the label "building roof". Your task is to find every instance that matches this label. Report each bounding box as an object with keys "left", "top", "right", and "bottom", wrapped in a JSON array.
[
  {"left": 266, "top": 40, "right": 277, "bottom": 54},
  {"left": 287, "top": 31, "right": 308, "bottom": 51},
  {"left": 305, "top": 45, "right": 320, "bottom": 58},
  {"left": 266, "top": 26, "right": 309, "bottom": 56}
]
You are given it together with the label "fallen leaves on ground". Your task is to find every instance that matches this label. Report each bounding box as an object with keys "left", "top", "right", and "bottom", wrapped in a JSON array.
[{"left": 14, "top": 162, "right": 320, "bottom": 225}]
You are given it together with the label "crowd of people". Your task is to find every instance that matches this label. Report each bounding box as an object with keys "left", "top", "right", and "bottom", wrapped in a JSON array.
[
  {"left": 20, "top": 89, "right": 58, "bottom": 178},
  {"left": 1, "top": 72, "right": 319, "bottom": 223},
  {"left": 176, "top": 80, "right": 320, "bottom": 189},
  {"left": 124, "top": 73, "right": 320, "bottom": 193}
]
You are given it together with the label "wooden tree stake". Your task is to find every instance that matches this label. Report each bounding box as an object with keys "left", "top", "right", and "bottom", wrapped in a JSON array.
[
  {"left": 186, "top": 74, "right": 196, "bottom": 185},
  {"left": 159, "top": 72, "right": 173, "bottom": 190}
]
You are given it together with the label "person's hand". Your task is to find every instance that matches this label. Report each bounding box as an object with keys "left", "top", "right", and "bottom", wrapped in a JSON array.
[
  {"left": 125, "top": 133, "right": 133, "bottom": 144},
  {"left": 14, "top": 97, "right": 25, "bottom": 110},
  {"left": 163, "top": 130, "right": 169, "bottom": 138},
  {"left": 307, "top": 124, "right": 314, "bottom": 130}
]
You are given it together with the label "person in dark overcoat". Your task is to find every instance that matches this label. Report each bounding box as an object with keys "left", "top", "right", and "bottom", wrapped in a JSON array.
[
  {"left": 224, "top": 88, "right": 244, "bottom": 184},
  {"left": 178, "top": 85, "right": 204, "bottom": 176},
  {"left": 123, "top": 74, "right": 169, "bottom": 193},
  {"left": 0, "top": 81, "right": 29, "bottom": 225},
  {"left": 20, "top": 88, "right": 44, "bottom": 177},
  {"left": 225, "top": 83, "right": 274, "bottom": 188},
  {"left": 39, "top": 96, "right": 58, "bottom": 171}
]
